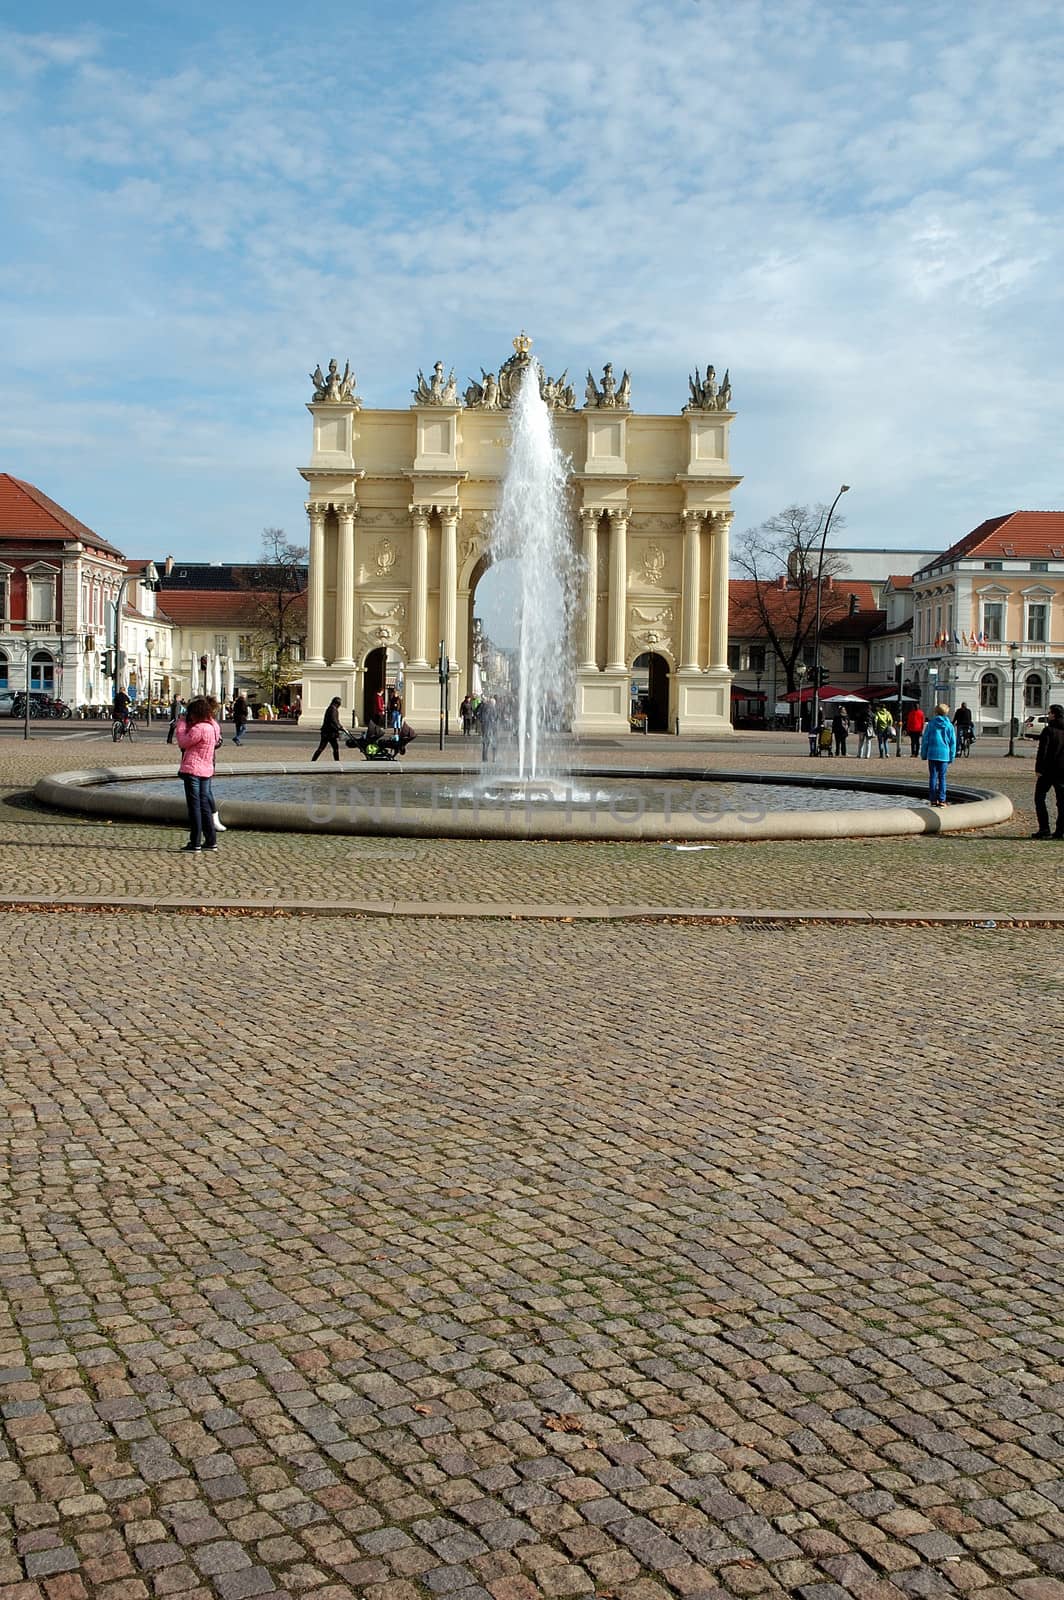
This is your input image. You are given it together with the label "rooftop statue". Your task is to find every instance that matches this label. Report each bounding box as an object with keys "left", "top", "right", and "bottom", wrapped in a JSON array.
[
  {"left": 585, "top": 362, "right": 632, "bottom": 409},
  {"left": 685, "top": 364, "right": 733, "bottom": 411},
  {"left": 465, "top": 333, "right": 575, "bottom": 410},
  {"left": 413, "top": 360, "right": 459, "bottom": 406},
  {"left": 310, "top": 358, "right": 359, "bottom": 404}
]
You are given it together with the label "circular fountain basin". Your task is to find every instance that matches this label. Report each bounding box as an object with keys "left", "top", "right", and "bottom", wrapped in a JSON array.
[{"left": 35, "top": 761, "right": 1012, "bottom": 841}]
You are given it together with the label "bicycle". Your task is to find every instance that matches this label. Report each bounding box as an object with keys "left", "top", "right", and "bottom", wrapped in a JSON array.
[
  {"left": 956, "top": 725, "right": 975, "bottom": 757},
  {"left": 111, "top": 710, "right": 137, "bottom": 742}
]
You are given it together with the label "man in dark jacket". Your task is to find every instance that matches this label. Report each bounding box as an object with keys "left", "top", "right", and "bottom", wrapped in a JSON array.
[
  {"left": 232, "top": 692, "right": 249, "bottom": 746},
  {"left": 1032, "top": 703, "right": 1064, "bottom": 839}
]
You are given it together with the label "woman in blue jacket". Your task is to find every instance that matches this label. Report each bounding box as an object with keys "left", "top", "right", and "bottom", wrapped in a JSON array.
[{"left": 920, "top": 702, "right": 957, "bottom": 807}]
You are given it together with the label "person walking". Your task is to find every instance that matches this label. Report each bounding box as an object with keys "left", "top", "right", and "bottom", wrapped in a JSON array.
[
  {"left": 175, "top": 696, "right": 221, "bottom": 852},
  {"left": 232, "top": 691, "right": 249, "bottom": 746},
  {"left": 905, "top": 703, "right": 926, "bottom": 756},
  {"left": 920, "top": 701, "right": 957, "bottom": 808},
  {"left": 166, "top": 694, "right": 185, "bottom": 746},
  {"left": 460, "top": 694, "right": 473, "bottom": 735},
  {"left": 480, "top": 695, "right": 498, "bottom": 762},
  {"left": 874, "top": 703, "right": 893, "bottom": 757},
  {"left": 387, "top": 688, "right": 402, "bottom": 733},
  {"left": 1031, "top": 702, "right": 1064, "bottom": 839},
  {"left": 855, "top": 704, "right": 873, "bottom": 759},
  {"left": 830, "top": 707, "right": 850, "bottom": 757},
  {"left": 311, "top": 696, "right": 344, "bottom": 762}
]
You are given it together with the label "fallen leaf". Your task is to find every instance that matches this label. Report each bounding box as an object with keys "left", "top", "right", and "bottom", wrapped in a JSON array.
[
  {"left": 413, "top": 1404, "right": 433, "bottom": 1416},
  {"left": 544, "top": 1413, "right": 584, "bottom": 1433}
]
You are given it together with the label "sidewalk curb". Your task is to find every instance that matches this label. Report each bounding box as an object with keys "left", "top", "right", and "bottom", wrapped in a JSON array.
[{"left": 0, "top": 895, "right": 1060, "bottom": 927}]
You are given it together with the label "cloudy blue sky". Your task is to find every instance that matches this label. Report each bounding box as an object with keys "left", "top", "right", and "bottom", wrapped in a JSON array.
[{"left": 2, "top": 0, "right": 1063, "bottom": 570}]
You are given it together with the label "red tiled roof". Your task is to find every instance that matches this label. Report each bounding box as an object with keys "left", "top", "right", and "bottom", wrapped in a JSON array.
[
  {"left": 920, "top": 512, "right": 1064, "bottom": 570},
  {"left": 821, "top": 608, "right": 887, "bottom": 640},
  {"left": 729, "top": 578, "right": 880, "bottom": 634},
  {"left": 0, "top": 474, "right": 124, "bottom": 557},
  {"left": 888, "top": 574, "right": 912, "bottom": 589},
  {"left": 156, "top": 590, "right": 305, "bottom": 626},
  {"left": 156, "top": 592, "right": 261, "bottom": 624}
]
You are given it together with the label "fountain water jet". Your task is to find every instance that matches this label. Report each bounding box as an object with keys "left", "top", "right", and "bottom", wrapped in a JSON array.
[{"left": 489, "top": 361, "right": 576, "bottom": 781}]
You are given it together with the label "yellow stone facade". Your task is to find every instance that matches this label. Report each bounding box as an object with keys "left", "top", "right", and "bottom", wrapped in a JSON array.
[{"left": 298, "top": 360, "right": 740, "bottom": 734}]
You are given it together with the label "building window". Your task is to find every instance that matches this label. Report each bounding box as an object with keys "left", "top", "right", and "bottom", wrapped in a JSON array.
[
  {"left": 214, "top": 634, "right": 229, "bottom": 654},
  {"left": 0, "top": 574, "right": 8, "bottom": 621},
  {"left": 238, "top": 634, "right": 255, "bottom": 658},
  {"left": 748, "top": 645, "right": 766, "bottom": 672},
  {"left": 1030, "top": 561, "right": 1048, "bottom": 573},
  {"left": 843, "top": 647, "right": 860, "bottom": 674},
  {"left": 1024, "top": 673, "right": 1044, "bottom": 709},
  {"left": 1026, "top": 603, "right": 1047, "bottom": 643},
  {"left": 28, "top": 574, "right": 56, "bottom": 624},
  {"left": 983, "top": 561, "right": 1003, "bottom": 571},
  {"left": 979, "top": 671, "right": 999, "bottom": 709},
  {"left": 981, "top": 601, "right": 1003, "bottom": 642},
  {"left": 0, "top": 649, "right": 7, "bottom": 689},
  {"left": 30, "top": 651, "right": 55, "bottom": 693}
]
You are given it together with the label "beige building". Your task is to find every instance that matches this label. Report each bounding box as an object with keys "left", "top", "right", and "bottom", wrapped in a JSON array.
[
  {"left": 298, "top": 340, "right": 740, "bottom": 734},
  {"left": 912, "top": 512, "right": 1064, "bottom": 732}
]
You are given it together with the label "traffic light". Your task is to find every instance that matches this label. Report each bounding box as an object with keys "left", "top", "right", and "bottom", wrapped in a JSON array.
[
  {"left": 103, "top": 649, "right": 114, "bottom": 679},
  {"left": 818, "top": 665, "right": 830, "bottom": 686}
]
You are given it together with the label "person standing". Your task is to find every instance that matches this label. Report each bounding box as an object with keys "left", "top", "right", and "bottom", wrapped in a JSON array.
[
  {"left": 905, "top": 703, "right": 926, "bottom": 756},
  {"left": 232, "top": 691, "right": 249, "bottom": 746},
  {"left": 855, "top": 704, "right": 873, "bottom": 759},
  {"left": 920, "top": 701, "right": 957, "bottom": 807},
  {"left": 175, "top": 697, "right": 221, "bottom": 852},
  {"left": 1031, "top": 703, "right": 1064, "bottom": 839},
  {"left": 480, "top": 695, "right": 498, "bottom": 763},
  {"left": 312, "top": 696, "right": 343, "bottom": 762},
  {"left": 874, "top": 703, "right": 893, "bottom": 757},
  {"left": 830, "top": 706, "right": 850, "bottom": 757}
]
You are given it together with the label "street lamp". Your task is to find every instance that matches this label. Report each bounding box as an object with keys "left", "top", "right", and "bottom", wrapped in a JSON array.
[
  {"left": 894, "top": 655, "right": 905, "bottom": 756},
  {"left": 810, "top": 485, "right": 851, "bottom": 744},
  {"left": 794, "top": 661, "right": 808, "bottom": 733},
  {"left": 1007, "top": 641, "right": 1020, "bottom": 756},
  {"left": 111, "top": 561, "right": 160, "bottom": 701},
  {"left": 145, "top": 638, "right": 154, "bottom": 726}
]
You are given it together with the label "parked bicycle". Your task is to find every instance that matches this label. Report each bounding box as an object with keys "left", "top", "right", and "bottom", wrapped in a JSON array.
[
  {"left": 111, "top": 708, "right": 137, "bottom": 742},
  {"left": 11, "top": 692, "right": 73, "bottom": 719}
]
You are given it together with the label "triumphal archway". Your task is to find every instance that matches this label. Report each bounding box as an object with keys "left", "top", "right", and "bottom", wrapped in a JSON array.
[{"left": 298, "top": 337, "right": 740, "bottom": 734}]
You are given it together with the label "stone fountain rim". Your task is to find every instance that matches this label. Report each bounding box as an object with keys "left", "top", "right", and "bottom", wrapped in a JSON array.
[{"left": 34, "top": 762, "right": 1013, "bottom": 841}]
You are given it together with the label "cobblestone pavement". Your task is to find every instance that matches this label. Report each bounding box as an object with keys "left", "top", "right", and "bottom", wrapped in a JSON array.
[
  {"left": 1, "top": 732, "right": 1062, "bottom": 1600},
  {"left": 1, "top": 915, "right": 1062, "bottom": 1600},
  {"left": 0, "top": 736, "right": 1060, "bottom": 916}
]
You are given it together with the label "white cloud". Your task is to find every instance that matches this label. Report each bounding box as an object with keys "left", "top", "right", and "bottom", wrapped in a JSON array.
[{"left": 0, "top": 0, "right": 1062, "bottom": 558}]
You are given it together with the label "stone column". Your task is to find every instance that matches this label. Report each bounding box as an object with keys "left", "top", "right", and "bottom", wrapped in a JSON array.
[
  {"left": 409, "top": 505, "right": 430, "bottom": 667},
  {"left": 680, "top": 510, "right": 703, "bottom": 671},
  {"left": 305, "top": 501, "right": 326, "bottom": 665},
  {"left": 709, "top": 511, "right": 732, "bottom": 669},
  {"left": 333, "top": 502, "right": 356, "bottom": 666},
  {"left": 439, "top": 506, "right": 459, "bottom": 664},
  {"left": 580, "top": 507, "right": 600, "bottom": 670},
  {"left": 606, "top": 508, "right": 628, "bottom": 671}
]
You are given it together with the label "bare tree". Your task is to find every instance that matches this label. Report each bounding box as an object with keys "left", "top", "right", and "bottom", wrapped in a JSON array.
[
  {"left": 237, "top": 528, "right": 308, "bottom": 704},
  {"left": 732, "top": 504, "right": 850, "bottom": 694}
]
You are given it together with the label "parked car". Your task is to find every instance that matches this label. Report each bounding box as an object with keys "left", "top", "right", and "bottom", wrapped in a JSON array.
[
  {"left": 1023, "top": 714, "right": 1049, "bottom": 740},
  {"left": 0, "top": 690, "right": 18, "bottom": 716}
]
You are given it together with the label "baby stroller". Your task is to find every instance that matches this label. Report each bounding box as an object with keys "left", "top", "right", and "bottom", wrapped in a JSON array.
[{"left": 345, "top": 721, "right": 417, "bottom": 761}]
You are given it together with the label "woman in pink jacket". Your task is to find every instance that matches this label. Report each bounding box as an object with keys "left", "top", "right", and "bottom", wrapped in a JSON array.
[{"left": 175, "top": 697, "right": 222, "bottom": 852}]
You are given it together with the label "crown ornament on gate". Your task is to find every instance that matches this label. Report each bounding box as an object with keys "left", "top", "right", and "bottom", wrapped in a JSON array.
[{"left": 513, "top": 330, "right": 532, "bottom": 358}]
